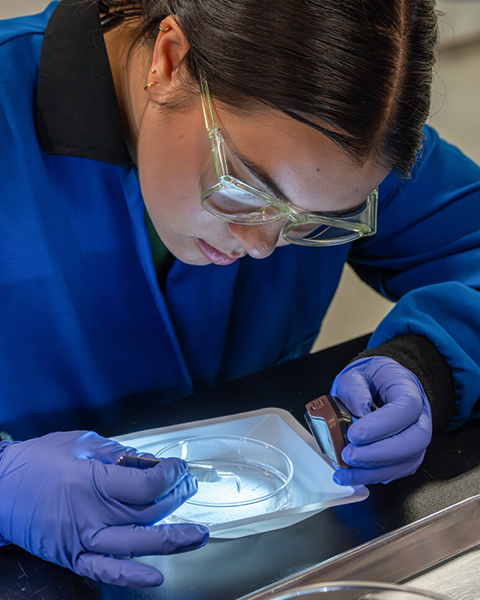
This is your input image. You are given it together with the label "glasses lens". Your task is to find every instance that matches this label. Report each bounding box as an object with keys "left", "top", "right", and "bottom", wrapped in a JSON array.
[
  {"left": 202, "top": 186, "right": 283, "bottom": 224},
  {"left": 283, "top": 221, "right": 362, "bottom": 246},
  {"left": 283, "top": 190, "right": 377, "bottom": 246},
  {"left": 200, "top": 157, "right": 283, "bottom": 224}
]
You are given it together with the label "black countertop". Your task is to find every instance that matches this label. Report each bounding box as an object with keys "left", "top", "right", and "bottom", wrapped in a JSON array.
[{"left": 1, "top": 334, "right": 479, "bottom": 600}]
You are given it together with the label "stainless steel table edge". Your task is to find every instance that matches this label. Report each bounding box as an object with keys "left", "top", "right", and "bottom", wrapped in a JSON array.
[{"left": 238, "top": 494, "right": 480, "bottom": 599}]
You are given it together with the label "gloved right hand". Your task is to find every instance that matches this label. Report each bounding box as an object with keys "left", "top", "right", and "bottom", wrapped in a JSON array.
[
  {"left": 0, "top": 430, "right": 209, "bottom": 588},
  {"left": 330, "top": 356, "right": 432, "bottom": 486}
]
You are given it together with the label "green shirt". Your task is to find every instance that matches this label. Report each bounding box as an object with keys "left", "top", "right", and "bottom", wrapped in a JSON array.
[{"left": 145, "top": 210, "right": 174, "bottom": 289}]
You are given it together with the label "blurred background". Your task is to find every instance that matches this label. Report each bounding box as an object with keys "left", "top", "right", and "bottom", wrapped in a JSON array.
[{"left": 3, "top": 1, "right": 480, "bottom": 351}]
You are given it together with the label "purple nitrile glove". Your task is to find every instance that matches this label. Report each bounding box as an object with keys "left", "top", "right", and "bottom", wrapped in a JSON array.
[
  {"left": 330, "top": 356, "right": 432, "bottom": 486},
  {"left": 0, "top": 431, "right": 209, "bottom": 587}
]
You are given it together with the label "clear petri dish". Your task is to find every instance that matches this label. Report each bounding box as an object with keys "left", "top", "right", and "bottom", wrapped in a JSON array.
[
  {"left": 157, "top": 435, "right": 293, "bottom": 527},
  {"left": 267, "top": 582, "right": 452, "bottom": 600}
]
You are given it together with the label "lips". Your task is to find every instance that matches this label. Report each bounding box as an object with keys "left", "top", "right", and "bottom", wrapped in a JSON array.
[{"left": 196, "top": 239, "right": 239, "bottom": 266}]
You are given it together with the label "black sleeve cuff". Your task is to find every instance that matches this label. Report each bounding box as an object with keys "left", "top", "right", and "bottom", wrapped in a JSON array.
[{"left": 353, "top": 334, "right": 455, "bottom": 433}]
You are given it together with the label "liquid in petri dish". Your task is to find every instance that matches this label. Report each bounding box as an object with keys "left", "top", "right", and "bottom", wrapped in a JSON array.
[{"left": 165, "top": 460, "right": 292, "bottom": 526}]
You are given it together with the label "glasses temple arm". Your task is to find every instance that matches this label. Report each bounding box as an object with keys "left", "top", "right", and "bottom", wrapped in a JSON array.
[{"left": 199, "top": 72, "right": 229, "bottom": 178}]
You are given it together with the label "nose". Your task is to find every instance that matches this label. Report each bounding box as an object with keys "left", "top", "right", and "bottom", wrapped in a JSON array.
[{"left": 228, "top": 221, "right": 284, "bottom": 259}]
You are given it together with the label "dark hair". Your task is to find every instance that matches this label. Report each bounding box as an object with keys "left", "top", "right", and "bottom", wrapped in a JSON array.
[{"left": 95, "top": 0, "right": 438, "bottom": 176}]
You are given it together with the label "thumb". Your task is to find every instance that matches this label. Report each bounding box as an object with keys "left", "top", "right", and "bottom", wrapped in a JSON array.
[
  {"left": 331, "top": 367, "right": 375, "bottom": 417},
  {"left": 75, "top": 553, "right": 164, "bottom": 588}
]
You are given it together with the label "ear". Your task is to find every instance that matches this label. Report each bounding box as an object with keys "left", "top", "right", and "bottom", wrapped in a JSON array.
[{"left": 151, "top": 16, "right": 190, "bottom": 84}]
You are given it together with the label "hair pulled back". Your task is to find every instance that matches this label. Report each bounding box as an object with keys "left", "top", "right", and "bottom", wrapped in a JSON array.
[{"left": 95, "top": 0, "right": 438, "bottom": 176}]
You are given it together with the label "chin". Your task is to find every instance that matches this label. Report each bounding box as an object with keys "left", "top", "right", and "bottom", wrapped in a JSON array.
[
  {"left": 174, "top": 249, "right": 211, "bottom": 266},
  {"left": 162, "top": 236, "right": 211, "bottom": 266},
  {"left": 182, "top": 256, "right": 211, "bottom": 266}
]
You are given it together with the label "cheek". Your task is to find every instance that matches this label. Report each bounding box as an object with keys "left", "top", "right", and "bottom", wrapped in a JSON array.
[
  {"left": 137, "top": 123, "right": 203, "bottom": 227},
  {"left": 136, "top": 115, "right": 229, "bottom": 254}
]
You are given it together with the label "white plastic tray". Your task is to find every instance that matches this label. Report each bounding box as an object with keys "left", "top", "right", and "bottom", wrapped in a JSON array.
[{"left": 114, "top": 408, "right": 369, "bottom": 539}]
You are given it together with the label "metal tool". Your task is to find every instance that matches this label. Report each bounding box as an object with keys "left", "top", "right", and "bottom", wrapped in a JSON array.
[
  {"left": 117, "top": 454, "right": 242, "bottom": 492},
  {"left": 305, "top": 394, "right": 354, "bottom": 468}
]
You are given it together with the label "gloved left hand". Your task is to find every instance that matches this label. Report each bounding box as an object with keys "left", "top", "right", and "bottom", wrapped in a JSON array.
[{"left": 330, "top": 356, "right": 432, "bottom": 486}]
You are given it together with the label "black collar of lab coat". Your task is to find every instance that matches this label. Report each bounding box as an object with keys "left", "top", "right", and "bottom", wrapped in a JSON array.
[{"left": 36, "top": 0, "right": 132, "bottom": 168}]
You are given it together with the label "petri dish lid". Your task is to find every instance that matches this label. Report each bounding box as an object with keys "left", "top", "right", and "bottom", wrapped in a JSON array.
[{"left": 158, "top": 435, "right": 293, "bottom": 508}]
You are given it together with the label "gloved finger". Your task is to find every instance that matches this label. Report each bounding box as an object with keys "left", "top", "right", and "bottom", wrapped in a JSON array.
[
  {"left": 74, "top": 552, "right": 164, "bottom": 588},
  {"left": 105, "top": 445, "right": 161, "bottom": 465},
  {"left": 117, "top": 475, "right": 199, "bottom": 525},
  {"left": 332, "top": 358, "right": 425, "bottom": 425},
  {"left": 333, "top": 452, "right": 425, "bottom": 486},
  {"left": 365, "top": 359, "right": 424, "bottom": 408},
  {"left": 69, "top": 431, "right": 130, "bottom": 462},
  {"left": 331, "top": 369, "right": 377, "bottom": 416},
  {"left": 90, "top": 437, "right": 153, "bottom": 465},
  {"left": 94, "top": 457, "right": 189, "bottom": 504},
  {"left": 73, "top": 432, "right": 157, "bottom": 466},
  {"left": 88, "top": 523, "right": 209, "bottom": 557},
  {"left": 343, "top": 417, "right": 432, "bottom": 467},
  {"left": 138, "top": 451, "right": 158, "bottom": 460},
  {"left": 347, "top": 398, "right": 427, "bottom": 444},
  {"left": 34, "top": 431, "right": 144, "bottom": 466},
  {"left": 369, "top": 371, "right": 424, "bottom": 421}
]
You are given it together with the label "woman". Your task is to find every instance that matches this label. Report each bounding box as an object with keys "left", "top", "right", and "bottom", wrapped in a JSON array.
[{"left": 0, "top": 0, "right": 479, "bottom": 588}]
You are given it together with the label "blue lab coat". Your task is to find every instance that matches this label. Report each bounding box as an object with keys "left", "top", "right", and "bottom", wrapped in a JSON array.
[{"left": 1, "top": 3, "right": 480, "bottom": 436}]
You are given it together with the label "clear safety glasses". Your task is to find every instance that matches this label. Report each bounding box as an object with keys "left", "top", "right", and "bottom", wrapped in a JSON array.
[{"left": 198, "top": 73, "right": 378, "bottom": 247}]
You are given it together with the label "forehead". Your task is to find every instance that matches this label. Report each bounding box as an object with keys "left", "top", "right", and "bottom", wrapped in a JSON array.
[{"left": 214, "top": 104, "right": 388, "bottom": 212}]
